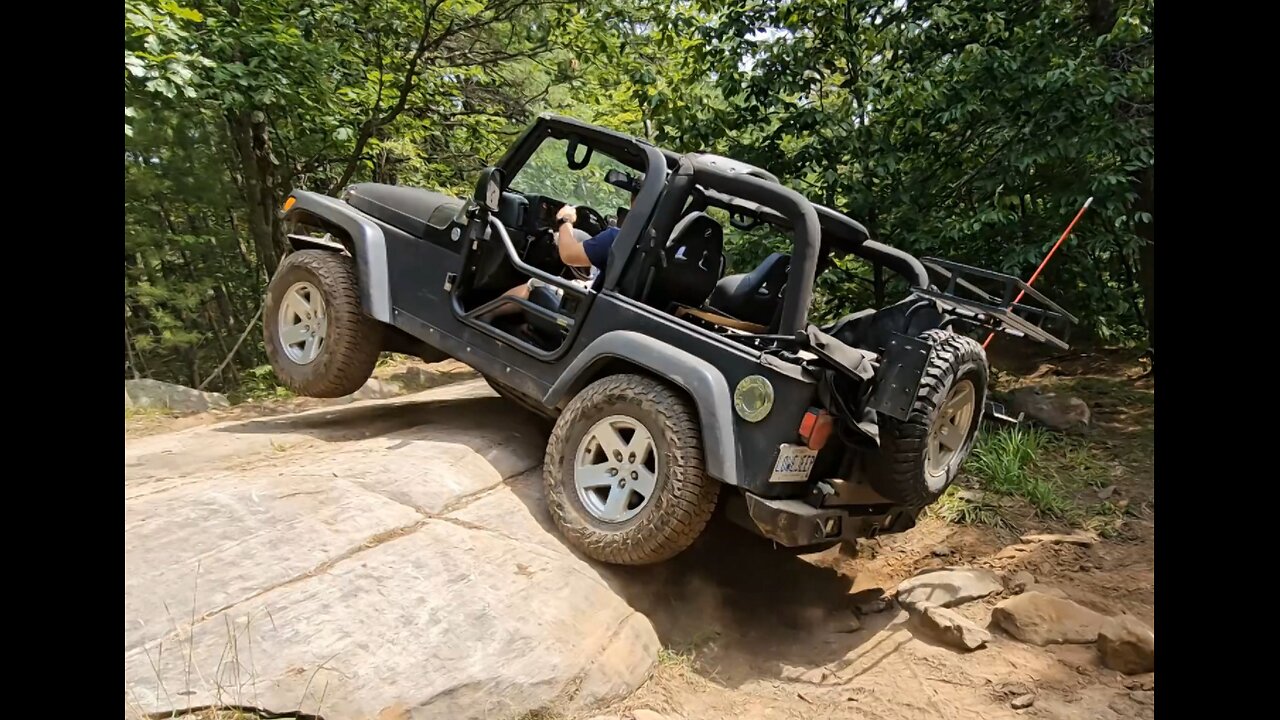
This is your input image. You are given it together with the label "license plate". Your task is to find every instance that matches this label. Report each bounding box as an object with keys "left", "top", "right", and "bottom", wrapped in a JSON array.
[{"left": 769, "top": 444, "right": 818, "bottom": 483}]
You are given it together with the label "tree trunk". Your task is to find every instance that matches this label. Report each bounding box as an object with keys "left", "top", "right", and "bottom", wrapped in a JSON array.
[
  {"left": 124, "top": 322, "right": 143, "bottom": 379},
  {"left": 230, "top": 109, "right": 286, "bottom": 277},
  {"left": 1134, "top": 165, "right": 1154, "bottom": 351}
]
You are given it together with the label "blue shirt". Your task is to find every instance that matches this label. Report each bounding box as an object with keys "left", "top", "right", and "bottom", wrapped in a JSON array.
[{"left": 582, "top": 226, "right": 619, "bottom": 272}]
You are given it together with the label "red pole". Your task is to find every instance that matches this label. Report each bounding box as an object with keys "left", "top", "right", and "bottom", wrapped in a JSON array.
[{"left": 983, "top": 197, "right": 1093, "bottom": 349}]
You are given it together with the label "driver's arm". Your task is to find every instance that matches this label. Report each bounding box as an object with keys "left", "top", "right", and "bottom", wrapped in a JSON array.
[{"left": 554, "top": 205, "right": 591, "bottom": 267}]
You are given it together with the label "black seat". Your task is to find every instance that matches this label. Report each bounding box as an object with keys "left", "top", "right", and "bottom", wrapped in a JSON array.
[
  {"left": 824, "top": 298, "right": 944, "bottom": 353},
  {"left": 345, "top": 183, "right": 464, "bottom": 239},
  {"left": 645, "top": 212, "right": 725, "bottom": 311},
  {"left": 708, "top": 252, "right": 790, "bottom": 328}
]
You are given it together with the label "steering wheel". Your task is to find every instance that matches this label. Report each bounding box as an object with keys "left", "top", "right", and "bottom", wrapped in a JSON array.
[{"left": 574, "top": 205, "right": 608, "bottom": 237}]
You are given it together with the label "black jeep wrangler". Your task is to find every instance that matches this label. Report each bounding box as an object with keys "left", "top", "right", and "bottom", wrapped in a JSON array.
[{"left": 267, "top": 114, "right": 1073, "bottom": 565}]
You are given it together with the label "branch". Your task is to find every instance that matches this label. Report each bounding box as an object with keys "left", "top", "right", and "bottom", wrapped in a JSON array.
[
  {"left": 329, "top": 0, "right": 449, "bottom": 193},
  {"left": 197, "top": 301, "right": 264, "bottom": 390}
]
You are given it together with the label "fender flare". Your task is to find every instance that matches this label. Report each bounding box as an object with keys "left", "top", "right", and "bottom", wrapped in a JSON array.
[
  {"left": 284, "top": 190, "right": 392, "bottom": 323},
  {"left": 544, "top": 330, "right": 740, "bottom": 485}
]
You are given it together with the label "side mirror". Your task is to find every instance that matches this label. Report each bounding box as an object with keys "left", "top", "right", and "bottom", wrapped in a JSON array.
[{"left": 475, "top": 166, "right": 504, "bottom": 213}]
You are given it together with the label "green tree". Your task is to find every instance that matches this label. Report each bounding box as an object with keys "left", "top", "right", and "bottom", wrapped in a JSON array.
[{"left": 624, "top": 0, "right": 1154, "bottom": 345}]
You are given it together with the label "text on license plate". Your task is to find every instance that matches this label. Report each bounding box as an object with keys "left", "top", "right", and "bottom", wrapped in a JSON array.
[{"left": 769, "top": 444, "right": 818, "bottom": 483}]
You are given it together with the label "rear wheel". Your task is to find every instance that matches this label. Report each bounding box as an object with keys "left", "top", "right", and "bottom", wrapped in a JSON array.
[
  {"left": 873, "top": 329, "right": 988, "bottom": 507},
  {"left": 544, "top": 374, "right": 719, "bottom": 565},
  {"left": 264, "top": 250, "right": 383, "bottom": 398}
]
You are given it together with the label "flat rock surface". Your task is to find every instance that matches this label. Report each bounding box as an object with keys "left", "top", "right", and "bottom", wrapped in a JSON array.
[{"left": 124, "top": 379, "right": 660, "bottom": 720}]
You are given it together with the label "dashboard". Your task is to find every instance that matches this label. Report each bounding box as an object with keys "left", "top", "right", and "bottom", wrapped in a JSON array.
[
  {"left": 497, "top": 191, "right": 568, "bottom": 234},
  {"left": 495, "top": 190, "right": 609, "bottom": 269}
]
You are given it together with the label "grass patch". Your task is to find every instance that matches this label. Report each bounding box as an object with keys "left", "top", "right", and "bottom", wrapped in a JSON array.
[
  {"left": 928, "top": 486, "right": 1017, "bottom": 531},
  {"left": 934, "top": 424, "right": 1130, "bottom": 531},
  {"left": 965, "top": 426, "right": 1073, "bottom": 518},
  {"left": 229, "top": 365, "right": 296, "bottom": 404},
  {"left": 165, "top": 711, "right": 293, "bottom": 720},
  {"left": 658, "top": 645, "right": 697, "bottom": 672},
  {"left": 126, "top": 406, "right": 173, "bottom": 421}
]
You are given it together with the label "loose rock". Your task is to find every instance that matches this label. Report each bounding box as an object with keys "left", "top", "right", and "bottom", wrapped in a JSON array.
[
  {"left": 850, "top": 589, "right": 892, "bottom": 615},
  {"left": 799, "top": 667, "right": 833, "bottom": 684},
  {"left": 1098, "top": 614, "right": 1155, "bottom": 674},
  {"left": 1023, "top": 583, "right": 1069, "bottom": 599},
  {"left": 349, "top": 378, "right": 405, "bottom": 400},
  {"left": 931, "top": 545, "right": 953, "bottom": 557},
  {"left": 994, "top": 681, "right": 1031, "bottom": 698},
  {"left": 124, "top": 378, "right": 230, "bottom": 412},
  {"left": 1128, "top": 690, "right": 1154, "bottom": 705},
  {"left": 1005, "top": 571, "right": 1035, "bottom": 593},
  {"left": 829, "top": 613, "right": 862, "bottom": 634},
  {"left": 896, "top": 567, "right": 1003, "bottom": 610},
  {"left": 917, "top": 603, "right": 992, "bottom": 651},
  {"left": 992, "top": 591, "right": 1107, "bottom": 645},
  {"left": 780, "top": 665, "right": 806, "bottom": 681},
  {"left": 1122, "top": 676, "right": 1155, "bottom": 692},
  {"left": 1011, "top": 694, "right": 1036, "bottom": 709},
  {"left": 1006, "top": 386, "right": 1091, "bottom": 432},
  {"left": 995, "top": 544, "right": 1034, "bottom": 560},
  {"left": 1019, "top": 532, "right": 1098, "bottom": 547}
]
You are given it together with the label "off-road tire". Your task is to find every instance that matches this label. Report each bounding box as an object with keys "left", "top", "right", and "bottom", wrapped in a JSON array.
[
  {"left": 544, "top": 374, "right": 720, "bottom": 565},
  {"left": 264, "top": 250, "right": 383, "bottom": 398},
  {"left": 873, "top": 329, "right": 988, "bottom": 507}
]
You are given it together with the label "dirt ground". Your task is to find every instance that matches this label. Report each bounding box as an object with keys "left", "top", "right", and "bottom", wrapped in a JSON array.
[
  {"left": 133, "top": 347, "right": 1154, "bottom": 720},
  {"left": 586, "top": 347, "right": 1154, "bottom": 720}
]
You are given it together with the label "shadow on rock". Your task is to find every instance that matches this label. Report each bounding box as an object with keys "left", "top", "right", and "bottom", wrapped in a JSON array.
[
  {"left": 499, "top": 472, "right": 900, "bottom": 688},
  {"left": 593, "top": 514, "right": 897, "bottom": 688},
  {"left": 216, "top": 391, "right": 551, "bottom": 444}
]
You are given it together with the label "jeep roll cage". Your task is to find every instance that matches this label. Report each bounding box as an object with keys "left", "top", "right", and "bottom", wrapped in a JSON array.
[{"left": 480, "top": 114, "right": 931, "bottom": 339}]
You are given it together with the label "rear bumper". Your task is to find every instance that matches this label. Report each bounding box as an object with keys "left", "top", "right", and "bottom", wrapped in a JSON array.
[{"left": 727, "top": 492, "right": 918, "bottom": 547}]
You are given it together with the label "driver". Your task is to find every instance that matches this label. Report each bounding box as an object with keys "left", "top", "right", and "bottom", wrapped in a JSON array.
[{"left": 485, "top": 191, "right": 635, "bottom": 319}]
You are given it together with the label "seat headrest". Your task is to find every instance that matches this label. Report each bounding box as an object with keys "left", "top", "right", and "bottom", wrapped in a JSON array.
[{"left": 668, "top": 212, "right": 723, "bottom": 247}]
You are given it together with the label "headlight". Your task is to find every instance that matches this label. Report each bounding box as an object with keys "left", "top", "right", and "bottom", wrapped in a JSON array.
[{"left": 734, "top": 375, "right": 774, "bottom": 422}]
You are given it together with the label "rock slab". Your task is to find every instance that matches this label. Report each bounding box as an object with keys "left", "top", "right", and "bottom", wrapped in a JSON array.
[
  {"left": 124, "top": 379, "right": 659, "bottom": 720},
  {"left": 917, "top": 604, "right": 992, "bottom": 651},
  {"left": 896, "top": 567, "right": 1003, "bottom": 610},
  {"left": 1098, "top": 614, "right": 1155, "bottom": 674},
  {"left": 992, "top": 591, "right": 1106, "bottom": 645}
]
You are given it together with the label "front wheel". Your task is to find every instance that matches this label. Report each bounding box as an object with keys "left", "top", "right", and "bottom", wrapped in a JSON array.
[
  {"left": 872, "top": 329, "right": 989, "bottom": 507},
  {"left": 264, "top": 250, "right": 383, "bottom": 398},
  {"left": 543, "top": 374, "right": 720, "bottom": 565}
]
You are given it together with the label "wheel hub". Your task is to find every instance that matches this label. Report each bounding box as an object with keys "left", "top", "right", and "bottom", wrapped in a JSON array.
[
  {"left": 925, "top": 378, "right": 976, "bottom": 478},
  {"left": 574, "top": 415, "right": 659, "bottom": 523},
  {"left": 277, "top": 281, "right": 328, "bottom": 365}
]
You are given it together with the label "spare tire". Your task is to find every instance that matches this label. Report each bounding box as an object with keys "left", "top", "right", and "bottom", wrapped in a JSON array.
[{"left": 872, "top": 329, "right": 988, "bottom": 507}]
